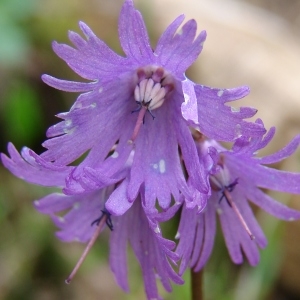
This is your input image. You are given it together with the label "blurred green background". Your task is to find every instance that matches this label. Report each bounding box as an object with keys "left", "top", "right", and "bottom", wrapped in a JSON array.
[{"left": 1, "top": 0, "right": 300, "bottom": 299}]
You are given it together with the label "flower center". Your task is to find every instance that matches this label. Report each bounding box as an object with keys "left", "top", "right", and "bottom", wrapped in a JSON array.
[
  {"left": 129, "top": 66, "right": 174, "bottom": 143},
  {"left": 134, "top": 66, "right": 174, "bottom": 110}
]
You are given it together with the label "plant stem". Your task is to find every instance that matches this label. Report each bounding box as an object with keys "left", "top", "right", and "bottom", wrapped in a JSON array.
[{"left": 191, "top": 269, "right": 203, "bottom": 300}]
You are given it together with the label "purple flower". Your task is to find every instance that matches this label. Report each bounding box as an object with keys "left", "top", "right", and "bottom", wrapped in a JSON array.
[
  {"left": 34, "top": 187, "right": 183, "bottom": 300},
  {"left": 2, "top": 0, "right": 265, "bottom": 214},
  {"left": 0, "top": 1, "right": 280, "bottom": 298},
  {"left": 176, "top": 121, "right": 300, "bottom": 273},
  {"left": 2, "top": 143, "right": 183, "bottom": 298}
]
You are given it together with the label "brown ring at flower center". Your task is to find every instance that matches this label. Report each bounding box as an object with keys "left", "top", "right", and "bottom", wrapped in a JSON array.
[{"left": 134, "top": 66, "right": 174, "bottom": 110}]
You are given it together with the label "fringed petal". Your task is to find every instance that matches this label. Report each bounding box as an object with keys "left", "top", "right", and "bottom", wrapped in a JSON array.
[
  {"left": 127, "top": 99, "right": 190, "bottom": 211},
  {"left": 176, "top": 205, "right": 199, "bottom": 275},
  {"left": 34, "top": 190, "right": 108, "bottom": 242},
  {"left": 1, "top": 143, "right": 70, "bottom": 187},
  {"left": 42, "top": 75, "right": 98, "bottom": 92},
  {"left": 259, "top": 134, "right": 300, "bottom": 164},
  {"left": 193, "top": 198, "right": 217, "bottom": 271},
  {"left": 195, "top": 85, "right": 265, "bottom": 141},
  {"left": 118, "top": 0, "right": 153, "bottom": 63},
  {"left": 247, "top": 186, "right": 300, "bottom": 221},
  {"left": 156, "top": 17, "right": 206, "bottom": 76}
]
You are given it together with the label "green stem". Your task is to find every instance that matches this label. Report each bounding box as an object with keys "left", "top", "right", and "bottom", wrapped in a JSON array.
[{"left": 191, "top": 269, "right": 203, "bottom": 300}]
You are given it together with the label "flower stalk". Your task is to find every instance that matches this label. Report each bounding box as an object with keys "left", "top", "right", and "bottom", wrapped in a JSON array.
[{"left": 191, "top": 269, "right": 203, "bottom": 300}]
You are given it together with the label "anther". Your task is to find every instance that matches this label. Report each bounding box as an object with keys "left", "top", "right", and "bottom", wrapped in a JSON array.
[
  {"left": 130, "top": 66, "right": 174, "bottom": 143},
  {"left": 91, "top": 208, "right": 113, "bottom": 231},
  {"left": 134, "top": 78, "right": 166, "bottom": 110},
  {"left": 65, "top": 213, "right": 108, "bottom": 284}
]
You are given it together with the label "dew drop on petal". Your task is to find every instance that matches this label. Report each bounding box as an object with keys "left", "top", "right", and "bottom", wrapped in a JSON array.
[
  {"left": 175, "top": 232, "right": 180, "bottom": 239},
  {"left": 65, "top": 119, "right": 72, "bottom": 126},
  {"left": 58, "top": 216, "right": 65, "bottom": 223},
  {"left": 159, "top": 159, "right": 166, "bottom": 174},
  {"left": 64, "top": 127, "right": 76, "bottom": 134},
  {"left": 183, "top": 93, "right": 190, "bottom": 103},
  {"left": 152, "top": 163, "right": 158, "bottom": 169},
  {"left": 217, "top": 90, "right": 224, "bottom": 97},
  {"left": 154, "top": 226, "right": 161, "bottom": 234},
  {"left": 235, "top": 124, "right": 242, "bottom": 138},
  {"left": 111, "top": 151, "right": 119, "bottom": 158},
  {"left": 177, "top": 28, "right": 183, "bottom": 36},
  {"left": 216, "top": 208, "right": 223, "bottom": 215},
  {"left": 73, "top": 202, "right": 80, "bottom": 209},
  {"left": 231, "top": 107, "right": 240, "bottom": 113}
]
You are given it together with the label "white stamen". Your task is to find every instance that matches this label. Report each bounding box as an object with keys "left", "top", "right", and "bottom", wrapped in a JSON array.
[
  {"left": 90, "top": 103, "right": 97, "bottom": 108},
  {"left": 134, "top": 85, "right": 140, "bottom": 102},
  {"left": 159, "top": 159, "right": 166, "bottom": 174},
  {"left": 150, "top": 83, "right": 162, "bottom": 99},
  {"left": 139, "top": 79, "right": 148, "bottom": 102},
  {"left": 150, "top": 88, "right": 166, "bottom": 110},
  {"left": 133, "top": 78, "right": 167, "bottom": 110},
  {"left": 152, "top": 163, "right": 158, "bottom": 169},
  {"left": 99, "top": 87, "right": 103, "bottom": 93},
  {"left": 144, "top": 78, "right": 154, "bottom": 103}
]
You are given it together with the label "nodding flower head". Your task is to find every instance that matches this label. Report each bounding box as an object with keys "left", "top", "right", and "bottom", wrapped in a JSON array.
[
  {"left": 176, "top": 125, "right": 300, "bottom": 273},
  {"left": 0, "top": 1, "right": 281, "bottom": 299},
  {"left": 34, "top": 188, "right": 183, "bottom": 299},
  {"left": 0, "top": 0, "right": 266, "bottom": 215}
]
